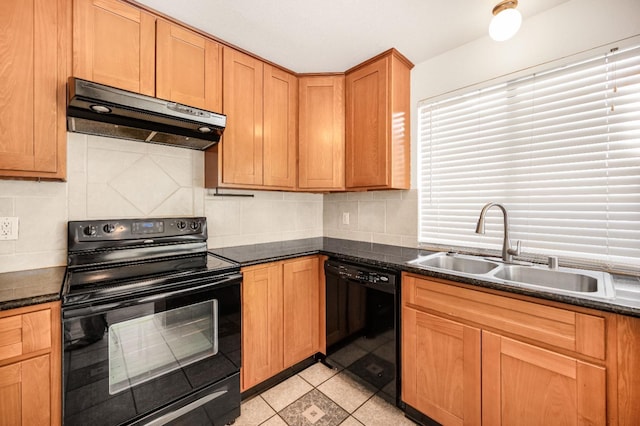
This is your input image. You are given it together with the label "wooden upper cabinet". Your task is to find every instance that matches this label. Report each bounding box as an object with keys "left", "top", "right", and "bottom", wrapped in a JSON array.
[
  {"left": 0, "top": 0, "right": 68, "bottom": 179},
  {"left": 156, "top": 20, "right": 222, "bottom": 111},
  {"left": 298, "top": 75, "right": 345, "bottom": 191},
  {"left": 263, "top": 65, "right": 297, "bottom": 189},
  {"left": 482, "top": 331, "right": 606, "bottom": 426},
  {"left": 73, "top": 0, "right": 155, "bottom": 95},
  {"left": 208, "top": 48, "right": 297, "bottom": 189},
  {"left": 219, "top": 47, "right": 264, "bottom": 186},
  {"left": 345, "top": 49, "right": 412, "bottom": 190}
]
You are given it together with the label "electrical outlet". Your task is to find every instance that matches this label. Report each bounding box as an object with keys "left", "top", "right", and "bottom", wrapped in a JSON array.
[
  {"left": 342, "top": 212, "right": 350, "bottom": 225},
  {"left": 0, "top": 217, "right": 19, "bottom": 240}
]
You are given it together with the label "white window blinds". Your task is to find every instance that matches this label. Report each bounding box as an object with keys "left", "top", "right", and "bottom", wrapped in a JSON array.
[{"left": 418, "top": 43, "right": 640, "bottom": 273}]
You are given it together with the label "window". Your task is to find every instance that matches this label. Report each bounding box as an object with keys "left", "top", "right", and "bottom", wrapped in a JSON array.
[{"left": 418, "top": 43, "right": 640, "bottom": 273}]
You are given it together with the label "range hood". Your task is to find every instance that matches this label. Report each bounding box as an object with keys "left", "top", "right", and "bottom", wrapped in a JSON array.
[{"left": 67, "top": 77, "right": 226, "bottom": 150}]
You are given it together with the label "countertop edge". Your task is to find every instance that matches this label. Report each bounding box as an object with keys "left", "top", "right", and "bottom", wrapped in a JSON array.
[
  {"left": 0, "top": 293, "right": 61, "bottom": 311},
  {"left": 209, "top": 239, "right": 640, "bottom": 318}
]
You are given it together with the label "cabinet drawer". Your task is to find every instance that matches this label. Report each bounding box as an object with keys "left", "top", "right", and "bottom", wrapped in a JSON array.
[
  {"left": 0, "top": 309, "right": 51, "bottom": 361},
  {"left": 402, "top": 274, "right": 605, "bottom": 360}
]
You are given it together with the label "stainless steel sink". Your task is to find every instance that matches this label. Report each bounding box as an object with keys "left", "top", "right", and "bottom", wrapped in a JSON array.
[
  {"left": 495, "top": 265, "right": 598, "bottom": 292},
  {"left": 408, "top": 252, "right": 500, "bottom": 275},
  {"left": 407, "top": 252, "right": 615, "bottom": 299}
]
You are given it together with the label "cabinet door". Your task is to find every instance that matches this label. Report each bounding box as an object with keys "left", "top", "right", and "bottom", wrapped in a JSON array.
[
  {"left": 482, "top": 331, "right": 606, "bottom": 426},
  {"left": 263, "top": 65, "right": 297, "bottom": 189},
  {"left": 0, "top": 0, "right": 67, "bottom": 178},
  {"left": 241, "top": 264, "right": 283, "bottom": 391},
  {"left": 402, "top": 307, "right": 481, "bottom": 426},
  {"left": 346, "top": 56, "right": 389, "bottom": 188},
  {"left": 283, "top": 257, "right": 322, "bottom": 367},
  {"left": 73, "top": 0, "right": 155, "bottom": 95},
  {"left": 0, "top": 355, "right": 51, "bottom": 425},
  {"left": 221, "top": 48, "right": 264, "bottom": 186},
  {"left": 156, "top": 20, "right": 222, "bottom": 112},
  {"left": 298, "top": 76, "right": 345, "bottom": 190}
]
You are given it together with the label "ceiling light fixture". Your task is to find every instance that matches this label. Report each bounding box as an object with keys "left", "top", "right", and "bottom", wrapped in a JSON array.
[{"left": 489, "top": 0, "right": 522, "bottom": 42}]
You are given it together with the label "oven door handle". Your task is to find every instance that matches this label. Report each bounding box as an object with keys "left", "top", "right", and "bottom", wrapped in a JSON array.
[{"left": 63, "top": 273, "right": 242, "bottom": 319}]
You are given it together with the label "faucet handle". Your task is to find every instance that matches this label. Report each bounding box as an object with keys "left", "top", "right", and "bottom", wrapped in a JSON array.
[{"left": 508, "top": 240, "right": 521, "bottom": 257}]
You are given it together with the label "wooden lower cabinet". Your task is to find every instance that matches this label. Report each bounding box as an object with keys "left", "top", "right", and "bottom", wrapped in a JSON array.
[
  {"left": 0, "top": 302, "right": 61, "bottom": 426},
  {"left": 241, "top": 262, "right": 283, "bottom": 390},
  {"left": 402, "top": 308, "right": 481, "bottom": 426},
  {"left": 241, "top": 256, "right": 324, "bottom": 391},
  {"left": 283, "top": 257, "right": 322, "bottom": 367},
  {"left": 402, "top": 273, "right": 613, "bottom": 426},
  {"left": 482, "top": 331, "right": 606, "bottom": 426}
]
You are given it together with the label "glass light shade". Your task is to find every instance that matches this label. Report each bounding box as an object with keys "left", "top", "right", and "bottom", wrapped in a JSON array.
[{"left": 489, "top": 8, "right": 522, "bottom": 41}]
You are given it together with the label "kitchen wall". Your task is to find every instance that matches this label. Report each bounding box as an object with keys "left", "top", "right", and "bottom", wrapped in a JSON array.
[
  {"left": 0, "top": 133, "right": 323, "bottom": 273},
  {"left": 323, "top": 190, "right": 418, "bottom": 248},
  {"left": 410, "top": 0, "right": 640, "bottom": 187}
]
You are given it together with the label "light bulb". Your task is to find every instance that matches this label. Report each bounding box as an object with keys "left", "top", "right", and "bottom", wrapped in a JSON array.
[{"left": 489, "top": 8, "right": 522, "bottom": 41}]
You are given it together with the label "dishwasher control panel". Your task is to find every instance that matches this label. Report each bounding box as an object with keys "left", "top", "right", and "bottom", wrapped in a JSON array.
[{"left": 326, "top": 261, "right": 397, "bottom": 287}]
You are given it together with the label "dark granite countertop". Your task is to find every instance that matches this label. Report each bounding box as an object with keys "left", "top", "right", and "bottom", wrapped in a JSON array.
[
  {"left": 210, "top": 237, "right": 640, "bottom": 318},
  {"left": 0, "top": 266, "right": 65, "bottom": 311}
]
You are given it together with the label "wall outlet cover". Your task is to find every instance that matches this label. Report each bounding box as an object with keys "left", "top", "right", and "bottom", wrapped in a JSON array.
[
  {"left": 0, "top": 217, "right": 19, "bottom": 240},
  {"left": 342, "top": 212, "right": 350, "bottom": 225}
]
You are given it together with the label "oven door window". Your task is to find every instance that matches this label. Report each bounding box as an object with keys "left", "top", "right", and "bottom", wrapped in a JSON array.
[{"left": 108, "top": 299, "right": 218, "bottom": 395}]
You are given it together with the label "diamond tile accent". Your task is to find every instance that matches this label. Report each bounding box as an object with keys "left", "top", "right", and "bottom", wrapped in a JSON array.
[
  {"left": 302, "top": 403, "right": 325, "bottom": 424},
  {"left": 234, "top": 363, "right": 415, "bottom": 426},
  {"left": 279, "top": 390, "right": 348, "bottom": 426},
  {"left": 110, "top": 157, "right": 179, "bottom": 214}
]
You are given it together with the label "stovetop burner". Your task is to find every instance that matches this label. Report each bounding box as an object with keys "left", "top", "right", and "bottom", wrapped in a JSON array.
[{"left": 62, "top": 217, "right": 239, "bottom": 307}]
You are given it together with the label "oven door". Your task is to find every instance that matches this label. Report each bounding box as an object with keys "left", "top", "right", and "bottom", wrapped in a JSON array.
[{"left": 62, "top": 273, "right": 241, "bottom": 426}]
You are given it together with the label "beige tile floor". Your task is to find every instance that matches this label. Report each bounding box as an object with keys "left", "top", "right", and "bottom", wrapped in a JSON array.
[{"left": 234, "top": 362, "right": 417, "bottom": 426}]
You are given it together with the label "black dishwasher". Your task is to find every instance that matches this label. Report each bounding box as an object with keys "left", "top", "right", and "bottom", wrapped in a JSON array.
[{"left": 324, "top": 259, "right": 401, "bottom": 407}]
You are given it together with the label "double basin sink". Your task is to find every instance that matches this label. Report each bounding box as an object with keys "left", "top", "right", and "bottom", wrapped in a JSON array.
[{"left": 408, "top": 252, "right": 615, "bottom": 299}]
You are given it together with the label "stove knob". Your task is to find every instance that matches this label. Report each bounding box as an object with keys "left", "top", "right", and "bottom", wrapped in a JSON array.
[
  {"left": 190, "top": 221, "right": 200, "bottom": 230},
  {"left": 83, "top": 225, "right": 97, "bottom": 236},
  {"left": 103, "top": 223, "right": 116, "bottom": 233},
  {"left": 176, "top": 220, "right": 187, "bottom": 230}
]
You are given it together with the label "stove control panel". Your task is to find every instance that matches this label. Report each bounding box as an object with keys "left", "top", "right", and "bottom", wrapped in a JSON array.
[{"left": 69, "top": 217, "right": 207, "bottom": 244}]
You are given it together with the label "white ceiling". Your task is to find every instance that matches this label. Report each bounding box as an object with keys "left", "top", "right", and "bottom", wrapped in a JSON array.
[{"left": 135, "top": 0, "right": 569, "bottom": 73}]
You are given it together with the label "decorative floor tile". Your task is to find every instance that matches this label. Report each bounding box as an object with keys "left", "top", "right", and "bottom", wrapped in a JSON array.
[
  {"left": 262, "top": 374, "right": 314, "bottom": 412},
  {"left": 298, "top": 362, "right": 339, "bottom": 387},
  {"left": 235, "top": 396, "right": 276, "bottom": 426},
  {"left": 353, "top": 395, "right": 416, "bottom": 426},
  {"left": 236, "top": 363, "right": 415, "bottom": 426},
  {"left": 279, "top": 389, "right": 348, "bottom": 426},
  {"left": 317, "top": 372, "right": 375, "bottom": 413}
]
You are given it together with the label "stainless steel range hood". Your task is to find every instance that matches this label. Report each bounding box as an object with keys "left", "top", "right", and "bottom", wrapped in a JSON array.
[{"left": 67, "top": 77, "right": 226, "bottom": 150}]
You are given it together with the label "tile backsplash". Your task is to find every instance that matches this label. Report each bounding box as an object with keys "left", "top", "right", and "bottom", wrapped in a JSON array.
[
  {"left": 0, "top": 133, "right": 417, "bottom": 273},
  {"left": 323, "top": 190, "right": 418, "bottom": 248}
]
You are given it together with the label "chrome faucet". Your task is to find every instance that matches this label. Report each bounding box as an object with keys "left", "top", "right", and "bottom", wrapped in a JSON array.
[{"left": 475, "top": 202, "right": 521, "bottom": 263}]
